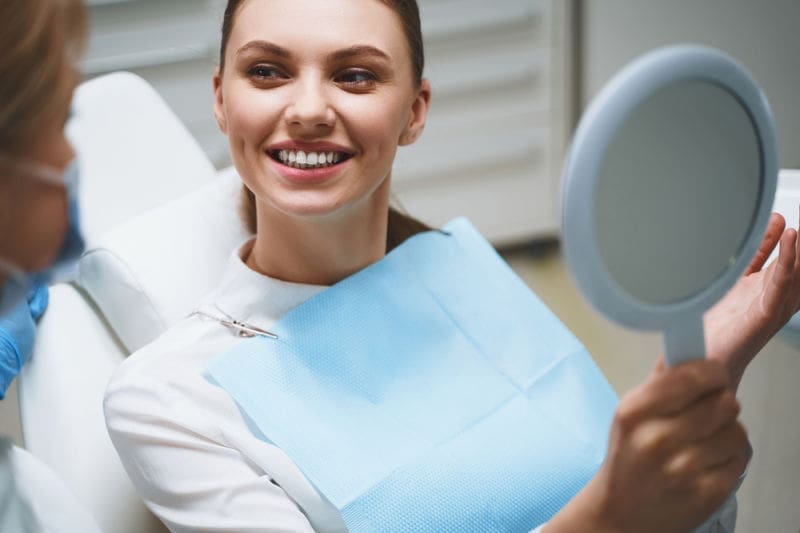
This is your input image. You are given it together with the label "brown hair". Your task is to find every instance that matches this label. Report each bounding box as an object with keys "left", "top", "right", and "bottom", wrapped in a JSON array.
[
  {"left": 0, "top": 0, "right": 86, "bottom": 153},
  {"left": 219, "top": 0, "right": 430, "bottom": 250}
]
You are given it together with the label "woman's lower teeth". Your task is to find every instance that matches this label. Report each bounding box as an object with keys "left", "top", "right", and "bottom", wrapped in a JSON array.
[{"left": 288, "top": 161, "right": 335, "bottom": 169}]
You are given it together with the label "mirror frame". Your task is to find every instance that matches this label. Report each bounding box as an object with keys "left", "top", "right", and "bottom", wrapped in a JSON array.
[{"left": 562, "top": 45, "right": 777, "bottom": 332}]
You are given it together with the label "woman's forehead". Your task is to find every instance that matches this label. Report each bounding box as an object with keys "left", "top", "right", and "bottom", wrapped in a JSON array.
[{"left": 230, "top": 0, "right": 408, "bottom": 60}]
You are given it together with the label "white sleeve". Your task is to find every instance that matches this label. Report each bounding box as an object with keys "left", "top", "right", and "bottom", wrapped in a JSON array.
[
  {"left": 104, "top": 376, "right": 315, "bottom": 533},
  {"left": 692, "top": 452, "right": 749, "bottom": 533},
  {"left": 692, "top": 493, "right": 737, "bottom": 532}
]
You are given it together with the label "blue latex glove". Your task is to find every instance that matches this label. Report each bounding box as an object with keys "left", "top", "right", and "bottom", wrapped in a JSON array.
[{"left": 0, "top": 283, "right": 49, "bottom": 399}]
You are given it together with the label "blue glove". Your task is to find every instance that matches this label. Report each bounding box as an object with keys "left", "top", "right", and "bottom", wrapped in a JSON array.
[{"left": 0, "top": 283, "right": 49, "bottom": 400}]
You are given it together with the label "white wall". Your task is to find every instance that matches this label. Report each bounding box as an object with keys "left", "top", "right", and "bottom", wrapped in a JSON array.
[
  {"left": 581, "top": 0, "right": 800, "bottom": 169},
  {"left": 581, "top": 3, "right": 800, "bottom": 531}
]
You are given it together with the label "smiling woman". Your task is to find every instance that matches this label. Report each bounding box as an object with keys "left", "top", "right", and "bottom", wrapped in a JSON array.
[
  {"left": 100, "top": 0, "right": 799, "bottom": 532},
  {"left": 217, "top": 0, "right": 432, "bottom": 282},
  {"left": 103, "top": 1, "right": 441, "bottom": 530}
]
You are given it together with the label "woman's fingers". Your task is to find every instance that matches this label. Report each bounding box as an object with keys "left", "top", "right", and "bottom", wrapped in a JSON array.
[
  {"left": 665, "top": 420, "right": 748, "bottom": 481},
  {"left": 621, "top": 360, "right": 729, "bottom": 421},
  {"left": 762, "top": 228, "right": 798, "bottom": 315},
  {"left": 761, "top": 206, "right": 800, "bottom": 317},
  {"left": 792, "top": 213, "right": 800, "bottom": 312},
  {"left": 671, "top": 388, "right": 740, "bottom": 445},
  {"left": 597, "top": 361, "right": 750, "bottom": 532},
  {"left": 626, "top": 388, "right": 739, "bottom": 471},
  {"left": 745, "top": 213, "right": 785, "bottom": 275},
  {"left": 690, "top": 432, "right": 750, "bottom": 511},
  {"left": 530, "top": 323, "right": 756, "bottom": 528}
]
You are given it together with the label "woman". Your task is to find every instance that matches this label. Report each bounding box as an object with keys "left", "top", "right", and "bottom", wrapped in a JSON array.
[
  {"left": 0, "top": 0, "right": 99, "bottom": 531},
  {"left": 104, "top": 0, "right": 800, "bottom": 531}
]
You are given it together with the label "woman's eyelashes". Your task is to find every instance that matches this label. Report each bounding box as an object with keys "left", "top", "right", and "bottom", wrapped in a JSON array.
[
  {"left": 245, "top": 63, "right": 380, "bottom": 91},
  {"left": 334, "top": 69, "right": 379, "bottom": 90},
  {"left": 248, "top": 64, "right": 288, "bottom": 83}
]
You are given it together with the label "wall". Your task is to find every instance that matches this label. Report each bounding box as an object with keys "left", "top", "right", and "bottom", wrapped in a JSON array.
[{"left": 581, "top": 0, "right": 800, "bottom": 168}]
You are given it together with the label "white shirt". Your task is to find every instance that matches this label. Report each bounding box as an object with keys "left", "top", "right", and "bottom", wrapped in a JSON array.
[
  {"left": 105, "top": 243, "right": 340, "bottom": 533},
  {"left": 104, "top": 242, "right": 735, "bottom": 533}
]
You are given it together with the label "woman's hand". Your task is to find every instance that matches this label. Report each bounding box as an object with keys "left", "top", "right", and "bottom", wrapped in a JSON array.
[
  {"left": 704, "top": 212, "right": 800, "bottom": 389},
  {"left": 546, "top": 360, "right": 749, "bottom": 533}
]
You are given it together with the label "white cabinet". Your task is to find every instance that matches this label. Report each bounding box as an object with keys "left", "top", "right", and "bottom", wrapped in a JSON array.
[
  {"left": 83, "top": 0, "right": 227, "bottom": 162},
  {"left": 82, "top": 0, "right": 575, "bottom": 244}
]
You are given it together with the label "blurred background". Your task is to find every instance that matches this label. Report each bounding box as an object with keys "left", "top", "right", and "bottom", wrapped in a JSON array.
[
  {"left": 73, "top": 0, "right": 800, "bottom": 243},
  {"left": 2, "top": 0, "right": 799, "bottom": 531}
]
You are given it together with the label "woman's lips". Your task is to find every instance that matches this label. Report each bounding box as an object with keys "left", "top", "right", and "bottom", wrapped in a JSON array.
[{"left": 267, "top": 149, "right": 351, "bottom": 182}]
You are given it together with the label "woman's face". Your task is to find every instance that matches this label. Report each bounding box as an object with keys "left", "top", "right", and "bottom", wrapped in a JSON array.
[
  {"left": 215, "top": 0, "right": 430, "bottom": 222},
  {"left": 0, "top": 115, "right": 74, "bottom": 274}
]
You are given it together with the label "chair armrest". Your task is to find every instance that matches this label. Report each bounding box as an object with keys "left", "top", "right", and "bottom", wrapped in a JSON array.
[{"left": 18, "top": 283, "right": 167, "bottom": 533}]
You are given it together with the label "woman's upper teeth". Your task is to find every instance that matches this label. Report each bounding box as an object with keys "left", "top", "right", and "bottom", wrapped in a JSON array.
[{"left": 278, "top": 149, "right": 343, "bottom": 168}]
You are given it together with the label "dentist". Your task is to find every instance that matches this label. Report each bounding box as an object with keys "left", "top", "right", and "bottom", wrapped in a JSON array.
[{"left": 0, "top": 0, "right": 100, "bottom": 530}]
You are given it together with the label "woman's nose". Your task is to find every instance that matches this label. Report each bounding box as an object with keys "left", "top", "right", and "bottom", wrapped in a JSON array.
[{"left": 285, "top": 79, "right": 336, "bottom": 131}]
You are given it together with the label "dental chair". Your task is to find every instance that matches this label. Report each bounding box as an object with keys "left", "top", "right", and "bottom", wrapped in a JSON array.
[{"left": 17, "top": 72, "right": 249, "bottom": 533}]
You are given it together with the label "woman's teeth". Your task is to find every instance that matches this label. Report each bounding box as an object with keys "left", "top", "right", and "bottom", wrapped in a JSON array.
[{"left": 276, "top": 150, "right": 345, "bottom": 169}]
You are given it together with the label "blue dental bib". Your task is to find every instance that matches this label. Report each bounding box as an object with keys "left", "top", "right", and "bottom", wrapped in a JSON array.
[{"left": 207, "top": 218, "right": 618, "bottom": 532}]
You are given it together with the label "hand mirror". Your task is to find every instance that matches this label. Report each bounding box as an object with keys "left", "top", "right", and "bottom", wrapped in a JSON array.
[{"left": 562, "top": 46, "right": 778, "bottom": 366}]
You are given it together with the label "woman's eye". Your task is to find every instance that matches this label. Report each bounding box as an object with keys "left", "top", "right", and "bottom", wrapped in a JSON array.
[
  {"left": 248, "top": 65, "right": 286, "bottom": 81},
  {"left": 336, "top": 70, "right": 377, "bottom": 89}
]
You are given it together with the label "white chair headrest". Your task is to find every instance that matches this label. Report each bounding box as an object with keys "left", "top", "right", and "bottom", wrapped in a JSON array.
[
  {"left": 66, "top": 71, "right": 248, "bottom": 353},
  {"left": 79, "top": 168, "right": 250, "bottom": 352},
  {"left": 67, "top": 72, "right": 218, "bottom": 245}
]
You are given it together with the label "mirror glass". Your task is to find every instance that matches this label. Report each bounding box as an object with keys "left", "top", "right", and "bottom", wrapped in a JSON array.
[{"left": 593, "top": 80, "right": 762, "bottom": 304}]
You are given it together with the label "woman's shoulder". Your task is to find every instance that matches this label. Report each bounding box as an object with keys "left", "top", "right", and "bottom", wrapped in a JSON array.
[{"left": 103, "top": 314, "right": 240, "bottom": 422}]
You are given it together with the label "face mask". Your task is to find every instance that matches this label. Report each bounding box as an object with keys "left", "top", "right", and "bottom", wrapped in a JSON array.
[
  {"left": 0, "top": 156, "right": 85, "bottom": 314},
  {"left": 47, "top": 158, "right": 85, "bottom": 281}
]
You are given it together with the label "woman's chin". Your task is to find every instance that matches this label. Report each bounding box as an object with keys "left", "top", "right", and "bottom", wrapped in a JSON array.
[{"left": 267, "top": 192, "right": 355, "bottom": 221}]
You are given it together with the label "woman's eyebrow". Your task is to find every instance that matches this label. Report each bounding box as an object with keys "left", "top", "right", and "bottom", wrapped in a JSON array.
[
  {"left": 237, "top": 40, "right": 292, "bottom": 58},
  {"left": 235, "top": 41, "right": 392, "bottom": 64},
  {"left": 328, "top": 45, "right": 392, "bottom": 63}
]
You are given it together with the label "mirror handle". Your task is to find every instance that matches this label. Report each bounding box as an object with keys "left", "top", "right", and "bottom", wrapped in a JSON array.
[{"left": 663, "top": 314, "right": 706, "bottom": 366}]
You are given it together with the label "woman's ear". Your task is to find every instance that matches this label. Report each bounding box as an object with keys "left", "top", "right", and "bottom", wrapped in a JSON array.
[
  {"left": 400, "top": 79, "right": 431, "bottom": 146},
  {"left": 213, "top": 67, "right": 228, "bottom": 134}
]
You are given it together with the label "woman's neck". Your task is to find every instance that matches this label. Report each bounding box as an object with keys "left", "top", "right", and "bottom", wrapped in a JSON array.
[{"left": 246, "top": 184, "right": 391, "bottom": 286}]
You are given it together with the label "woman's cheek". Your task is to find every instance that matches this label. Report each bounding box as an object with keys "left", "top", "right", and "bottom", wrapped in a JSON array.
[
  {"left": 228, "top": 90, "right": 281, "bottom": 142},
  {"left": 346, "top": 100, "right": 404, "bottom": 144}
]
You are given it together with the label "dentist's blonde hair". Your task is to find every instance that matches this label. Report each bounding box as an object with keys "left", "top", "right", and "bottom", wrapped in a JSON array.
[{"left": 0, "top": 0, "right": 86, "bottom": 153}]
